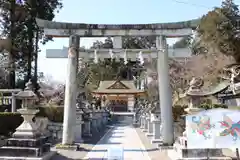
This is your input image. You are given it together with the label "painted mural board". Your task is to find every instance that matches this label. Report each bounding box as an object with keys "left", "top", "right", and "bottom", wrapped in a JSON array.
[{"left": 186, "top": 108, "right": 240, "bottom": 148}]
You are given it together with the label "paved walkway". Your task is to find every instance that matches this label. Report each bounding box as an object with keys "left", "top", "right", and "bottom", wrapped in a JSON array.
[
  {"left": 135, "top": 128, "right": 171, "bottom": 160},
  {"left": 83, "top": 124, "right": 150, "bottom": 160}
]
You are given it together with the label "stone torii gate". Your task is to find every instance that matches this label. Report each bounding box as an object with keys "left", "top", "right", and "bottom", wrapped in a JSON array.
[{"left": 36, "top": 18, "right": 198, "bottom": 145}]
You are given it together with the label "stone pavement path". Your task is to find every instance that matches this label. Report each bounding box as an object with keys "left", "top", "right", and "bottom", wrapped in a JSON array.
[
  {"left": 51, "top": 126, "right": 111, "bottom": 160},
  {"left": 83, "top": 123, "right": 151, "bottom": 160},
  {"left": 135, "top": 128, "right": 171, "bottom": 160}
]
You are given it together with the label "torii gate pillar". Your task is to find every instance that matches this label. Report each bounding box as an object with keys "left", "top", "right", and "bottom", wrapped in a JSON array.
[
  {"left": 62, "top": 35, "right": 80, "bottom": 145},
  {"left": 156, "top": 35, "right": 174, "bottom": 145}
]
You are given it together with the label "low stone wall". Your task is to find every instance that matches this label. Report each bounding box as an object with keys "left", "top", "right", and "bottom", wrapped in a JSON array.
[{"left": 47, "top": 122, "right": 63, "bottom": 140}]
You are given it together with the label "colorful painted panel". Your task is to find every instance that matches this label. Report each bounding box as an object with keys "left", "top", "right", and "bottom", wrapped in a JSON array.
[{"left": 186, "top": 108, "right": 240, "bottom": 148}]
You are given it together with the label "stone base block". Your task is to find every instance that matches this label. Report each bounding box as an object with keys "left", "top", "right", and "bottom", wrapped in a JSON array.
[
  {"left": 158, "top": 143, "right": 174, "bottom": 151},
  {"left": 6, "top": 136, "right": 50, "bottom": 148},
  {"left": 142, "top": 129, "right": 147, "bottom": 132},
  {"left": 82, "top": 133, "right": 92, "bottom": 137},
  {"left": 0, "top": 144, "right": 51, "bottom": 157},
  {"left": 146, "top": 133, "right": 153, "bottom": 137},
  {"left": 0, "top": 151, "right": 56, "bottom": 160},
  {"left": 151, "top": 139, "right": 162, "bottom": 144},
  {"left": 140, "top": 126, "right": 144, "bottom": 129},
  {"left": 167, "top": 142, "right": 232, "bottom": 160},
  {"left": 132, "top": 123, "right": 138, "bottom": 127},
  {"left": 74, "top": 139, "right": 84, "bottom": 143}
]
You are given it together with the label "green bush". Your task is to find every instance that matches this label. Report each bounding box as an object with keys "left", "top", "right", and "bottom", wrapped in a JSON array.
[
  {"left": 0, "top": 112, "right": 23, "bottom": 136},
  {"left": 0, "top": 106, "right": 64, "bottom": 136},
  {"left": 212, "top": 104, "right": 228, "bottom": 108},
  {"left": 36, "top": 106, "right": 64, "bottom": 123},
  {"left": 199, "top": 104, "right": 211, "bottom": 110},
  {"left": 199, "top": 104, "right": 228, "bottom": 110}
]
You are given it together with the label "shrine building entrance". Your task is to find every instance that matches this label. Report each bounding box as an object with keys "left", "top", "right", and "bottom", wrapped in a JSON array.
[{"left": 109, "top": 99, "right": 128, "bottom": 112}]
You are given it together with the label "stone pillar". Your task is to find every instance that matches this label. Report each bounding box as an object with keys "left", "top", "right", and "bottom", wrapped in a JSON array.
[
  {"left": 140, "top": 115, "right": 145, "bottom": 129},
  {"left": 127, "top": 95, "right": 134, "bottom": 112},
  {"left": 97, "top": 111, "right": 102, "bottom": 129},
  {"left": 143, "top": 116, "right": 149, "bottom": 132},
  {"left": 156, "top": 35, "right": 174, "bottom": 145},
  {"left": 62, "top": 35, "right": 80, "bottom": 145},
  {"left": 84, "top": 121, "right": 92, "bottom": 137},
  {"left": 99, "top": 110, "right": 104, "bottom": 128},
  {"left": 11, "top": 93, "right": 16, "bottom": 112},
  {"left": 133, "top": 113, "right": 137, "bottom": 124},
  {"left": 151, "top": 113, "right": 162, "bottom": 143},
  {"left": 75, "top": 110, "right": 83, "bottom": 142},
  {"left": 91, "top": 112, "right": 99, "bottom": 132},
  {"left": 146, "top": 117, "right": 153, "bottom": 137},
  {"left": 113, "top": 36, "right": 122, "bottom": 49}
]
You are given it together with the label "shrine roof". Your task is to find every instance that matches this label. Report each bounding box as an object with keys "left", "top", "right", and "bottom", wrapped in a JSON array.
[
  {"left": 184, "top": 81, "right": 230, "bottom": 97},
  {"left": 92, "top": 80, "right": 145, "bottom": 94}
]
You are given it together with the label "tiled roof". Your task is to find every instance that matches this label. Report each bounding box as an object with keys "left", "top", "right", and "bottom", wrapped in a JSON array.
[{"left": 92, "top": 80, "right": 145, "bottom": 94}]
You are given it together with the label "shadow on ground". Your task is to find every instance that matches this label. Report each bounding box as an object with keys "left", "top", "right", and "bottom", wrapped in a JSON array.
[
  {"left": 51, "top": 153, "right": 76, "bottom": 160},
  {"left": 83, "top": 126, "right": 112, "bottom": 145}
]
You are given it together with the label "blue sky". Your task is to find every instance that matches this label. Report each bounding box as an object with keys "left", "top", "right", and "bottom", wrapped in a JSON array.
[{"left": 38, "top": 0, "right": 224, "bottom": 82}]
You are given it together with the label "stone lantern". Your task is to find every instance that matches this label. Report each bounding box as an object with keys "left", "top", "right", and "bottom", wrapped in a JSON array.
[
  {"left": 0, "top": 80, "right": 55, "bottom": 158},
  {"left": 150, "top": 102, "right": 162, "bottom": 144},
  {"left": 13, "top": 80, "right": 39, "bottom": 138}
]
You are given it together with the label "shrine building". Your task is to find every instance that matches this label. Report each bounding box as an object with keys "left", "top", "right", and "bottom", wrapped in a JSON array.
[{"left": 92, "top": 80, "right": 146, "bottom": 112}]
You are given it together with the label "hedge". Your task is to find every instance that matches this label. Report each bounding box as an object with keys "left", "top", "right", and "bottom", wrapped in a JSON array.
[
  {"left": 0, "top": 106, "right": 64, "bottom": 136},
  {"left": 199, "top": 104, "right": 228, "bottom": 110},
  {"left": 0, "top": 112, "right": 23, "bottom": 136}
]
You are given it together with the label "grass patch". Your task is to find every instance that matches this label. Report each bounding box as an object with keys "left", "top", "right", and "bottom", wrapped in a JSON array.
[{"left": 55, "top": 143, "right": 80, "bottom": 150}]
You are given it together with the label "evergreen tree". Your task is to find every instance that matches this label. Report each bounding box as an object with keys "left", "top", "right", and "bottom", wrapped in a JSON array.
[
  {"left": 0, "top": 0, "right": 62, "bottom": 89},
  {"left": 197, "top": 0, "right": 240, "bottom": 62}
]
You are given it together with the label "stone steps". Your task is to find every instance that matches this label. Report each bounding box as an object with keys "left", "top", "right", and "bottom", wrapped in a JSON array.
[
  {"left": 0, "top": 143, "right": 51, "bottom": 157},
  {"left": 6, "top": 137, "right": 50, "bottom": 148},
  {"left": 0, "top": 151, "right": 56, "bottom": 160}
]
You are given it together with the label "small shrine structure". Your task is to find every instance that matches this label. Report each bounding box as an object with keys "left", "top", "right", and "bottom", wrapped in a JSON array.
[{"left": 91, "top": 80, "right": 145, "bottom": 112}]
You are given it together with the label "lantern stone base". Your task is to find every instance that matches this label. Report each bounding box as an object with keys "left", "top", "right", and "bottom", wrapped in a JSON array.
[
  {"left": 0, "top": 135, "right": 55, "bottom": 160},
  {"left": 0, "top": 108, "right": 56, "bottom": 159},
  {"left": 151, "top": 139, "right": 162, "bottom": 144},
  {"left": 146, "top": 133, "right": 153, "bottom": 137}
]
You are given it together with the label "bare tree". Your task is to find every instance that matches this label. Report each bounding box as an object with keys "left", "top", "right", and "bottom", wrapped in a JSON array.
[{"left": 145, "top": 51, "right": 232, "bottom": 103}]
